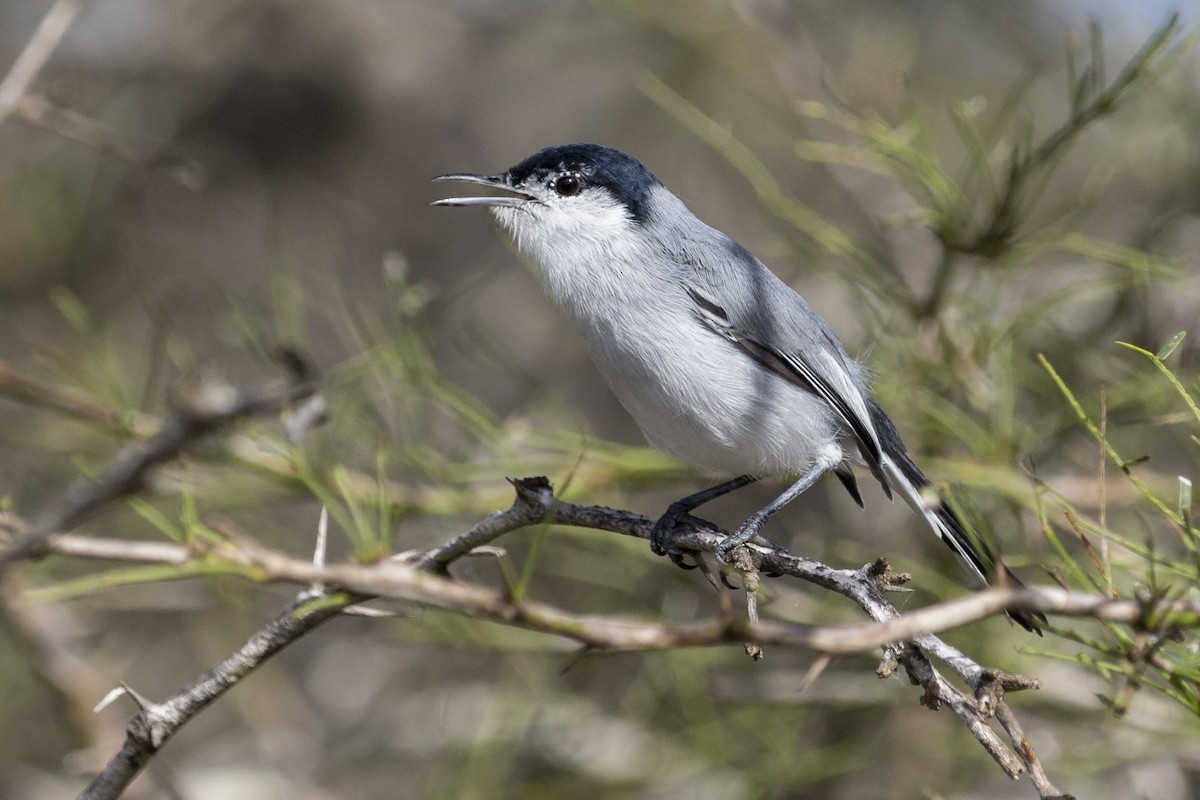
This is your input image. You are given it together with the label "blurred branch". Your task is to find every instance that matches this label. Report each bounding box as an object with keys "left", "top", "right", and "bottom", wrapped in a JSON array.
[
  {"left": 0, "top": 357, "right": 527, "bottom": 517},
  {"left": 0, "top": 577, "right": 110, "bottom": 754},
  {"left": 0, "top": 364, "right": 315, "bottom": 571},
  {"left": 11, "top": 93, "right": 208, "bottom": 187},
  {"left": 1, "top": 356, "right": 1166, "bottom": 537},
  {"left": 0, "top": 359, "right": 148, "bottom": 433},
  {"left": 0, "top": 0, "right": 83, "bottom": 128},
  {"left": 12, "top": 93, "right": 142, "bottom": 163},
  {"left": 30, "top": 474, "right": 1200, "bottom": 797},
  {"left": 1, "top": 357, "right": 399, "bottom": 503},
  {"left": 919, "top": 13, "right": 1189, "bottom": 318},
  {"left": 953, "top": 12, "right": 1186, "bottom": 259},
  {"left": 0, "top": 4, "right": 202, "bottom": 182},
  {"left": 729, "top": 14, "right": 1190, "bottom": 320},
  {"left": 637, "top": 72, "right": 905, "bottom": 301}
]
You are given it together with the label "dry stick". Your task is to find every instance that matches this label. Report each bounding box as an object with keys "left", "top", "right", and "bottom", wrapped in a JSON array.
[
  {"left": 0, "top": 368, "right": 313, "bottom": 799},
  {"left": 0, "top": 0, "right": 83, "bottom": 127},
  {"left": 996, "top": 699, "right": 1062, "bottom": 799},
  {"left": 35, "top": 532, "right": 191, "bottom": 565},
  {"left": 413, "top": 477, "right": 557, "bottom": 571},
  {"left": 0, "top": 371, "right": 315, "bottom": 794},
  {"left": 64, "top": 545, "right": 1083, "bottom": 796},
  {"left": 267, "top": 490, "right": 1092, "bottom": 798}
]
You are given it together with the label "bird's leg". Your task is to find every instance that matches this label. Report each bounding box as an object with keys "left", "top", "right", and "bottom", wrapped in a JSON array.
[
  {"left": 714, "top": 461, "right": 836, "bottom": 562},
  {"left": 652, "top": 475, "right": 757, "bottom": 566}
]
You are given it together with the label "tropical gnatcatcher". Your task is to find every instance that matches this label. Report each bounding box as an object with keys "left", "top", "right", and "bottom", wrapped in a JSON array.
[{"left": 434, "top": 143, "right": 1043, "bottom": 633}]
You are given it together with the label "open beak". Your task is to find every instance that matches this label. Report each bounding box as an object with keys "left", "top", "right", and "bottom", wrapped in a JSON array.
[{"left": 431, "top": 173, "right": 533, "bottom": 208}]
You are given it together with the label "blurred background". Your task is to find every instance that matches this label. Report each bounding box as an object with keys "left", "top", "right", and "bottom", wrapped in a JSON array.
[{"left": 1, "top": 1, "right": 1198, "bottom": 798}]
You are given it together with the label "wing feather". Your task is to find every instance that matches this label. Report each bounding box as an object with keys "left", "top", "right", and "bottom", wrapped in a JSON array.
[{"left": 686, "top": 285, "right": 891, "bottom": 497}]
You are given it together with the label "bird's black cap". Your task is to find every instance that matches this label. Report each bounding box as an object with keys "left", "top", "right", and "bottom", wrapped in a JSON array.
[{"left": 505, "top": 143, "right": 659, "bottom": 223}]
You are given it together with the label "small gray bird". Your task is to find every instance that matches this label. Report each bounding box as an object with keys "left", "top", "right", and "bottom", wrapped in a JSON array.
[{"left": 434, "top": 143, "right": 1043, "bottom": 633}]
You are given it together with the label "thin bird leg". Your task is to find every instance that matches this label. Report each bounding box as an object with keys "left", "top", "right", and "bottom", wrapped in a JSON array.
[
  {"left": 651, "top": 475, "right": 758, "bottom": 564},
  {"left": 715, "top": 460, "right": 836, "bottom": 561}
]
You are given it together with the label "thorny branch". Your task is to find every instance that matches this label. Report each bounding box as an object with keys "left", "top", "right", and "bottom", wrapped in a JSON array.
[
  {"left": 22, "top": 462, "right": 1197, "bottom": 797},
  {"left": 74, "top": 590, "right": 353, "bottom": 800},
  {"left": 5, "top": 444, "right": 1138, "bottom": 800}
]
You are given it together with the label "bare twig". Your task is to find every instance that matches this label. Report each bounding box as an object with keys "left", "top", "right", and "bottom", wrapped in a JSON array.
[
  {"left": 23, "top": 482, "right": 1192, "bottom": 797},
  {"left": 412, "top": 477, "right": 556, "bottom": 571},
  {"left": 0, "top": 0, "right": 83, "bottom": 128},
  {"left": 57, "top": 545, "right": 1065, "bottom": 797},
  {"left": 76, "top": 590, "right": 352, "bottom": 800}
]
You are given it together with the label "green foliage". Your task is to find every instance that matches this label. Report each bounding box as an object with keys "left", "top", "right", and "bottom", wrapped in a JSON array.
[
  {"left": 1035, "top": 339, "right": 1199, "bottom": 716},
  {"left": 4, "top": 9, "right": 1199, "bottom": 799},
  {"left": 643, "top": 13, "right": 1199, "bottom": 720}
]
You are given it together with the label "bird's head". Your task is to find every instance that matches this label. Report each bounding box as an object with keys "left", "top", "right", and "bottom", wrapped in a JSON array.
[{"left": 433, "top": 143, "right": 662, "bottom": 258}]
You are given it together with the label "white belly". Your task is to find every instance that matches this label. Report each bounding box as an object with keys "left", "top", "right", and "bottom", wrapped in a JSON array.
[
  {"left": 572, "top": 298, "right": 846, "bottom": 477},
  {"left": 503, "top": 204, "right": 848, "bottom": 477}
]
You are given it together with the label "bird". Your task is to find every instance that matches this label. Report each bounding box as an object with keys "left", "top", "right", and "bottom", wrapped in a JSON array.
[{"left": 433, "top": 142, "right": 1044, "bottom": 633}]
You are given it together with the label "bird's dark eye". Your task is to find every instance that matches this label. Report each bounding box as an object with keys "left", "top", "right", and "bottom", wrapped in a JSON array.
[{"left": 552, "top": 174, "right": 582, "bottom": 197}]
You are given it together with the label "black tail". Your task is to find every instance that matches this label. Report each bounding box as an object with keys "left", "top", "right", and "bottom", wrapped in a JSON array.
[{"left": 868, "top": 400, "right": 1045, "bottom": 635}]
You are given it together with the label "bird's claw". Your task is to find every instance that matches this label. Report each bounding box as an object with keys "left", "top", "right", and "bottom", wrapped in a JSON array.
[
  {"left": 651, "top": 505, "right": 697, "bottom": 568},
  {"left": 650, "top": 508, "right": 680, "bottom": 556},
  {"left": 668, "top": 550, "right": 698, "bottom": 569}
]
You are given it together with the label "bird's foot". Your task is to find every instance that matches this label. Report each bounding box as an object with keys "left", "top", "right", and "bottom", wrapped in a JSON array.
[
  {"left": 714, "top": 521, "right": 761, "bottom": 563},
  {"left": 650, "top": 504, "right": 699, "bottom": 569}
]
